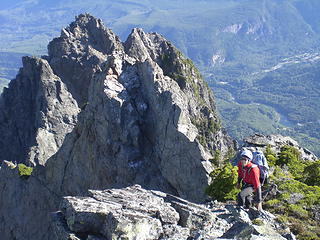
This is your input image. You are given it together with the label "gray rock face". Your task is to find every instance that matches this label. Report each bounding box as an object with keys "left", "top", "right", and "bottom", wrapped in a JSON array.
[
  {"left": 53, "top": 185, "right": 291, "bottom": 240},
  {"left": 0, "top": 161, "right": 58, "bottom": 240},
  {"left": 0, "top": 13, "right": 236, "bottom": 240},
  {"left": 244, "top": 133, "right": 318, "bottom": 161},
  {"left": 0, "top": 56, "right": 79, "bottom": 166},
  {"left": 39, "top": 13, "right": 236, "bottom": 202}
]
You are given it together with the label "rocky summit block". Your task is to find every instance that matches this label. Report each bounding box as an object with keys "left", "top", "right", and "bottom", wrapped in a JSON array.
[
  {"left": 244, "top": 133, "right": 318, "bottom": 161},
  {"left": 53, "top": 185, "right": 293, "bottom": 240},
  {"left": 0, "top": 13, "right": 236, "bottom": 240}
]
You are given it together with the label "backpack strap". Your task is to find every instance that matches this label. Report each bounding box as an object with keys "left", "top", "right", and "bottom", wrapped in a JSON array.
[
  {"left": 261, "top": 154, "right": 269, "bottom": 170},
  {"left": 248, "top": 164, "right": 258, "bottom": 173}
]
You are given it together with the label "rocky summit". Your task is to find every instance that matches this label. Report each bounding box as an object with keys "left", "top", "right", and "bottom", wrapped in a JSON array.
[
  {"left": 243, "top": 133, "right": 318, "bottom": 162},
  {"left": 0, "top": 13, "right": 237, "bottom": 240},
  {"left": 53, "top": 185, "right": 292, "bottom": 240}
]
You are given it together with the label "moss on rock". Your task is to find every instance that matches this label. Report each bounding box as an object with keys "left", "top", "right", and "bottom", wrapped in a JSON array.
[{"left": 18, "top": 163, "right": 33, "bottom": 178}]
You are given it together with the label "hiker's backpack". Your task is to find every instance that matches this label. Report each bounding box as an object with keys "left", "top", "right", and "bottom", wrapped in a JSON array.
[{"left": 252, "top": 151, "right": 269, "bottom": 185}]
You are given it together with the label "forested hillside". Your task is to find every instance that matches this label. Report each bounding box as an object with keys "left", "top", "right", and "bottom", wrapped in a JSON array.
[{"left": 209, "top": 55, "right": 320, "bottom": 155}]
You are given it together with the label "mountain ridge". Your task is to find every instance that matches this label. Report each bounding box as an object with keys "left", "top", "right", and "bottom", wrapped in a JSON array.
[
  {"left": 1, "top": 13, "right": 318, "bottom": 240},
  {"left": 0, "top": 14, "right": 235, "bottom": 239}
]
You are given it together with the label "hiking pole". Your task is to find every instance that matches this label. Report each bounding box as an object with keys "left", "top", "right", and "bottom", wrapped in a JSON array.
[{"left": 262, "top": 183, "right": 278, "bottom": 201}]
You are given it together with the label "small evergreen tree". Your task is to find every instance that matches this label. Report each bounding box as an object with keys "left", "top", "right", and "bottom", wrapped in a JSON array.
[
  {"left": 265, "top": 144, "right": 277, "bottom": 166},
  {"left": 277, "top": 146, "right": 305, "bottom": 180},
  {"left": 205, "top": 163, "right": 240, "bottom": 201},
  {"left": 303, "top": 160, "right": 320, "bottom": 186}
]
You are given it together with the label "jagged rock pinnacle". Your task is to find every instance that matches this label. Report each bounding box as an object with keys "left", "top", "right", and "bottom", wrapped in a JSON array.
[{"left": 0, "top": 56, "right": 79, "bottom": 166}]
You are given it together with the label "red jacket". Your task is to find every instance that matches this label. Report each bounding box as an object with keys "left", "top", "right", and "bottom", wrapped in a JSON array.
[{"left": 237, "top": 161, "right": 261, "bottom": 190}]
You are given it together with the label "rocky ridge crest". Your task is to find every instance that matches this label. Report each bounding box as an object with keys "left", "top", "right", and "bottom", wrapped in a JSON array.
[
  {"left": 53, "top": 185, "right": 292, "bottom": 240},
  {"left": 244, "top": 133, "right": 317, "bottom": 161}
]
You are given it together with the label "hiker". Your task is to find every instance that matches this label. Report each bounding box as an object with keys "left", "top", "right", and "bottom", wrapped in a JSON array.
[{"left": 236, "top": 149, "right": 262, "bottom": 211}]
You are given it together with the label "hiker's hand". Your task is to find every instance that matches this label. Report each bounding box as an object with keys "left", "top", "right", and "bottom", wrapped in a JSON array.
[{"left": 257, "top": 202, "right": 262, "bottom": 211}]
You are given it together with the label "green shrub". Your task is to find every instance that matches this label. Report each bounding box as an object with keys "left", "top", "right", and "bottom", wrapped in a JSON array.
[
  {"left": 205, "top": 163, "right": 240, "bottom": 201},
  {"left": 265, "top": 166, "right": 320, "bottom": 240},
  {"left": 297, "top": 232, "right": 320, "bottom": 240},
  {"left": 265, "top": 199, "right": 281, "bottom": 208},
  {"left": 291, "top": 221, "right": 307, "bottom": 236},
  {"left": 269, "top": 145, "right": 319, "bottom": 186},
  {"left": 18, "top": 164, "right": 33, "bottom": 178},
  {"left": 266, "top": 154, "right": 277, "bottom": 167},
  {"left": 277, "top": 146, "right": 306, "bottom": 180},
  {"left": 265, "top": 144, "right": 277, "bottom": 167},
  {"left": 288, "top": 204, "right": 309, "bottom": 219},
  {"left": 211, "top": 150, "right": 221, "bottom": 166},
  {"left": 303, "top": 160, "right": 320, "bottom": 186},
  {"left": 278, "top": 179, "right": 320, "bottom": 206},
  {"left": 269, "top": 165, "right": 293, "bottom": 182},
  {"left": 252, "top": 218, "right": 264, "bottom": 226}
]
